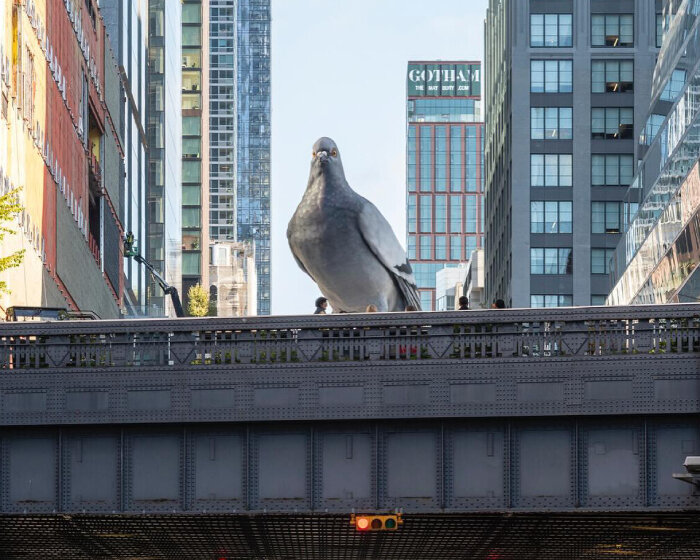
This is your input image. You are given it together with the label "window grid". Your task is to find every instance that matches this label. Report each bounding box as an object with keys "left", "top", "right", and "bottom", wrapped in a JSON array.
[
  {"left": 592, "top": 201, "right": 623, "bottom": 234},
  {"left": 591, "top": 154, "right": 634, "bottom": 186},
  {"left": 530, "top": 13, "right": 573, "bottom": 47},
  {"left": 530, "top": 248, "right": 573, "bottom": 275},
  {"left": 591, "top": 107, "right": 634, "bottom": 139},
  {"left": 531, "top": 107, "right": 573, "bottom": 140},
  {"left": 530, "top": 201, "right": 573, "bottom": 233},
  {"left": 531, "top": 295, "right": 573, "bottom": 308},
  {"left": 530, "top": 60, "right": 573, "bottom": 93},
  {"left": 591, "top": 60, "right": 633, "bottom": 93},
  {"left": 531, "top": 154, "right": 573, "bottom": 187},
  {"left": 591, "top": 248, "right": 615, "bottom": 274},
  {"left": 592, "top": 14, "right": 633, "bottom": 47}
]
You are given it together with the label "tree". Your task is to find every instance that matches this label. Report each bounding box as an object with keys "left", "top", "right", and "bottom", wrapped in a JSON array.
[
  {"left": 0, "top": 188, "right": 25, "bottom": 294},
  {"left": 187, "top": 283, "right": 209, "bottom": 317}
]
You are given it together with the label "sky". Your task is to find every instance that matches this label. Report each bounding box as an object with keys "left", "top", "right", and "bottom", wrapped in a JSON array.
[{"left": 270, "top": 0, "right": 489, "bottom": 315}]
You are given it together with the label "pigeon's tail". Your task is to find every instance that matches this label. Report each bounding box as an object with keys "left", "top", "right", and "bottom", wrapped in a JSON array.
[{"left": 396, "top": 277, "right": 422, "bottom": 311}]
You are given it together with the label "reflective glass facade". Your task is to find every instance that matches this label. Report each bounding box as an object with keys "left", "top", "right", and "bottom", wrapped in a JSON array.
[
  {"left": 102, "top": 0, "right": 148, "bottom": 314},
  {"left": 147, "top": 0, "right": 182, "bottom": 316},
  {"left": 608, "top": 1, "right": 700, "bottom": 305},
  {"left": 406, "top": 61, "right": 484, "bottom": 310},
  {"left": 209, "top": 0, "right": 271, "bottom": 315},
  {"left": 182, "top": 0, "right": 209, "bottom": 311}
]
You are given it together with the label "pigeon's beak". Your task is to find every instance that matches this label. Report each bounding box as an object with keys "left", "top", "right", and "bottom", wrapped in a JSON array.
[{"left": 317, "top": 150, "right": 329, "bottom": 163}]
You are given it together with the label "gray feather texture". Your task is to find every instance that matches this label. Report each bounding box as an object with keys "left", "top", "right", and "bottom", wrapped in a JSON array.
[{"left": 287, "top": 137, "right": 421, "bottom": 312}]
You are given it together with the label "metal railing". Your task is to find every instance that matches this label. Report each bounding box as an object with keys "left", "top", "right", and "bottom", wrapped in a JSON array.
[{"left": 1, "top": 304, "right": 699, "bottom": 370}]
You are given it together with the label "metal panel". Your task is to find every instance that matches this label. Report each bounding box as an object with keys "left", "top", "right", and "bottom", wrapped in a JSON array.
[
  {"left": 516, "top": 429, "right": 572, "bottom": 507},
  {"left": 449, "top": 429, "right": 505, "bottom": 509},
  {"left": 65, "top": 391, "right": 109, "bottom": 412},
  {"left": 192, "top": 434, "right": 243, "bottom": 505},
  {"left": 65, "top": 435, "right": 118, "bottom": 511},
  {"left": 128, "top": 435, "right": 182, "bottom": 511},
  {"left": 318, "top": 432, "right": 373, "bottom": 511},
  {"left": 190, "top": 388, "right": 235, "bottom": 409},
  {"left": 4, "top": 437, "right": 57, "bottom": 512},
  {"left": 4, "top": 392, "right": 47, "bottom": 412},
  {"left": 318, "top": 386, "right": 364, "bottom": 407},
  {"left": 255, "top": 432, "right": 309, "bottom": 510},
  {"left": 127, "top": 389, "right": 171, "bottom": 410},
  {"left": 585, "top": 427, "right": 643, "bottom": 508},
  {"left": 383, "top": 431, "right": 438, "bottom": 510},
  {"left": 652, "top": 426, "right": 700, "bottom": 505}
]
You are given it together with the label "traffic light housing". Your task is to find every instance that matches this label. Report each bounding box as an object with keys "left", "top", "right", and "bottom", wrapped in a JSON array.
[{"left": 350, "top": 513, "right": 403, "bottom": 532}]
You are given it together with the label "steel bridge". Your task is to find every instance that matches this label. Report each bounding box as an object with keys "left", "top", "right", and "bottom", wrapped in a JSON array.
[{"left": 0, "top": 304, "right": 699, "bottom": 559}]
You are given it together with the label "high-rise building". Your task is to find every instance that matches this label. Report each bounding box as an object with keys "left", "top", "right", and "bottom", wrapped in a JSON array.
[
  {"left": 146, "top": 0, "right": 182, "bottom": 316},
  {"left": 209, "top": 0, "right": 271, "bottom": 315},
  {"left": 209, "top": 240, "right": 257, "bottom": 316},
  {"left": 608, "top": 2, "right": 700, "bottom": 305},
  {"left": 0, "top": 0, "right": 124, "bottom": 319},
  {"left": 406, "top": 61, "right": 484, "bottom": 310},
  {"left": 484, "top": 1, "right": 659, "bottom": 308},
  {"left": 181, "top": 0, "right": 210, "bottom": 312},
  {"left": 102, "top": 0, "right": 149, "bottom": 316}
]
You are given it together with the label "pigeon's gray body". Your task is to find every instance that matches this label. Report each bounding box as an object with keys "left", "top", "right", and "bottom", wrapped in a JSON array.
[{"left": 287, "top": 137, "right": 421, "bottom": 312}]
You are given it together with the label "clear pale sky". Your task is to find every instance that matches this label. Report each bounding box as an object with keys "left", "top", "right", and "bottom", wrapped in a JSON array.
[{"left": 270, "top": 0, "right": 489, "bottom": 315}]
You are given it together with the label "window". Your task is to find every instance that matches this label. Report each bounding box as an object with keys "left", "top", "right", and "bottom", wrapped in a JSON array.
[
  {"left": 435, "top": 236, "right": 447, "bottom": 260},
  {"left": 420, "top": 236, "right": 432, "bottom": 260},
  {"left": 530, "top": 201, "right": 572, "bottom": 233},
  {"left": 465, "top": 196, "right": 477, "bottom": 233},
  {"left": 531, "top": 154, "right": 572, "bottom": 187},
  {"left": 531, "top": 107, "right": 572, "bottom": 139},
  {"left": 531, "top": 295, "right": 573, "bottom": 308},
  {"left": 530, "top": 248, "right": 573, "bottom": 274},
  {"left": 450, "top": 235, "right": 461, "bottom": 260},
  {"left": 591, "top": 154, "right": 634, "bottom": 186},
  {"left": 182, "top": 184, "right": 201, "bottom": 205},
  {"left": 182, "top": 253, "right": 201, "bottom": 276},
  {"left": 408, "top": 194, "right": 417, "bottom": 233},
  {"left": 450, "top": 195, "right": 461, "bottom": 233},
  {"left": 435, "top": 195, "right": 446, "bottom": 233},
  {"left": 592, "top": 14, "right": 633, "bottom": 47},
  {"left": 591, "top": 295, "right": 607, "bottom": 305},
  {"left": 183, "top": 137, "right": 201, "bottom": 158},
  {"left": 660, "top": 69, "right": 686, "bottom": 102},
  {"left": 182, "top": 160, "right": 201, "bottom": 182},
  {"left": 591, "top": 201, "right": 623, "bottom": 233},
  {"left": 183, "top": 116, "right": 201, "bottom": 136},
  {"left": 407, "top": 236, "right": 416, "bottom": 259},
  {"left": 530, "top": 14, "right": 573, "bottom": 47},
  {"left": 407, "top": 127, "right": 416, "bottom": 191},
  {"left": 450, "top": 126, "right": 461, "bottom": 191},
  {"left": 435, "top": 127, "right": 447, "bottom": 191},
  {"left": 182, "top": 3, "right": 201, "bottom": 24},
  {"left": 591, "top": 248, "right": 615, "bottom": 274},
  {"left": 641, "top": 114, "right": 664, "bottom": 145},
  {"left": 465, "top": 127, "right": 478, "bottom": 192},
  {"left": 419, "top": 195, "right": 431, "bottom": 232},
  {"left": 182, "top": 207, "right": 201, "bottom": 228},
  {"left": 465, "top": 236, "right": 477, "bottom": 260},
  {"left": 182, "top": 26, "right": 202, "bottom": 46},
  {"left": 591, "top": 60, "right": 633, "bottom": 93},
  {"left": 420, "top": 126, "right": 431, "bottom": 191},
  {"left": 656, "top": 13, "right": 663, "bottom": 48},
  {"left": 531, "top": 60, "right": 573, "bottom": 93},
  {"left": 591, "top": 108, "right": 633, "bottom": 139},
  {"left": 420, "top": 291, "right": 433, "bottom": 310},
  {"left": 182, "top": 48, "right": 201, "bottom": 69}
]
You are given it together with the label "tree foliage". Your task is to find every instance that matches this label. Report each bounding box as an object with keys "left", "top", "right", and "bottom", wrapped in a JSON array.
[
  {"left": 0, "top": 188, "right": 25, "bottom": 294},
  {"left": 187, "top": 283, "right": 209, "bottom": 317}
]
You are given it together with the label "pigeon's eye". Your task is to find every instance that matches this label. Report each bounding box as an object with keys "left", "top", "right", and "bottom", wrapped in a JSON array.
[
  {"left": 312, "top": 151, "right": 316, "bottom": 158},
  {"left": 331, "top": 149, "right": 338, "bottom": 156}
]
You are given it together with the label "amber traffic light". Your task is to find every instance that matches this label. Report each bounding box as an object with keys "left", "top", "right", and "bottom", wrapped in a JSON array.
[{"left": 350, "top": 514, "right": 403, "bottom": 532}]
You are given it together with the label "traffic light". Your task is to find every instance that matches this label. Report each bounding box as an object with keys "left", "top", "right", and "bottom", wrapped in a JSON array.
[{"left": 350, "top": 513, "right": 403, "bottom": 532}]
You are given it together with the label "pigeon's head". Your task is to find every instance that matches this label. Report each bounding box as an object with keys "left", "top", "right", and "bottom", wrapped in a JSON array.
[{"left": 311, "top": 137, "right": 343, "bottom": 173}]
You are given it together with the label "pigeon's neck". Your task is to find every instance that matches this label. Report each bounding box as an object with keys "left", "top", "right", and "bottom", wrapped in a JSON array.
[{"left": 307, "top": 168, "right": 347, "bottom": 196}]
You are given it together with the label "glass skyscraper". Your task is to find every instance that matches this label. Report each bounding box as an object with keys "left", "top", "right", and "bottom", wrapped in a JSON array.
[
  {"left": 209, "top": 0, "right": 271, "bottom": 315},
  {"left": 147, "top": 0, "right": 182, "bottom": 316},
  {"left": 406, "top": 61, "right": 484, "bottom": 311}
]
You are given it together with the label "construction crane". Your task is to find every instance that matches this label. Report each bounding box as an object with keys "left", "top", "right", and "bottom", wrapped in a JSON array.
[{"left": 123, "top": 232, "right": 185, "bottom": 318}]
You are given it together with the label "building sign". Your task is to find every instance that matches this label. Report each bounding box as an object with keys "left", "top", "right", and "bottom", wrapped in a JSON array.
[{"left": 407, "top": 62, "right": 481, "bottom": 97}]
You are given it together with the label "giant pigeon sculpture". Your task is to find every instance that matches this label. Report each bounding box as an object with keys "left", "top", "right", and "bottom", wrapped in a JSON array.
[{"left": 287, "top": 137, "right": 421, "bottom": 312}]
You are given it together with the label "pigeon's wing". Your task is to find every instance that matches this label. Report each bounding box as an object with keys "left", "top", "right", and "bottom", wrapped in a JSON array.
[
  {"left": 357, "top": 201, "right": 422, "bottom": 310},
  {"left": 287, "top": 222, "right": 312, "bottom": 279}
]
